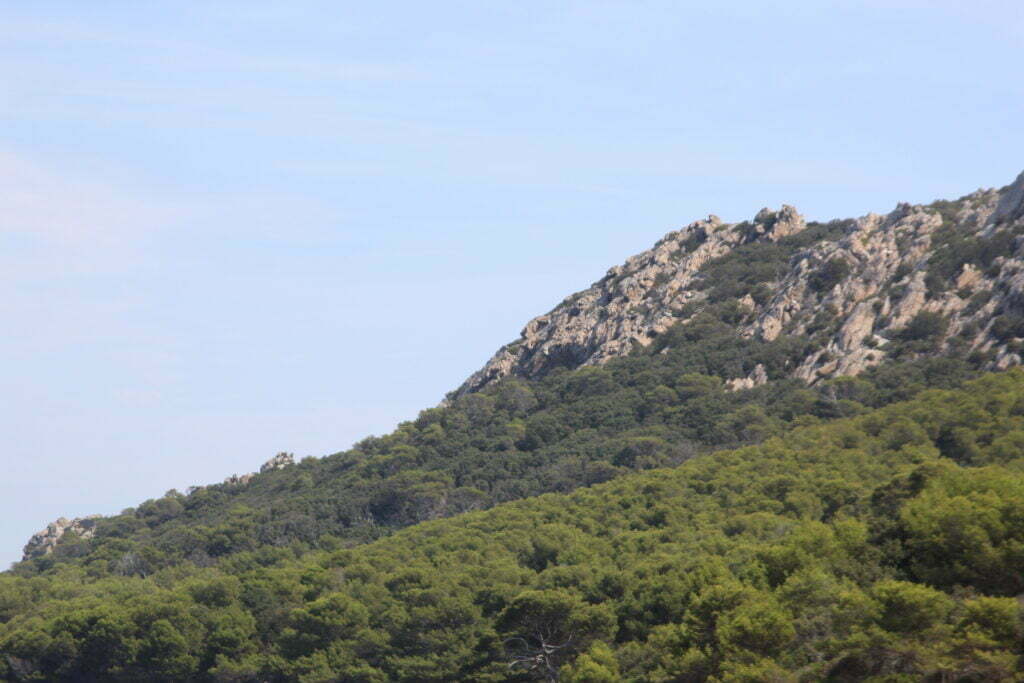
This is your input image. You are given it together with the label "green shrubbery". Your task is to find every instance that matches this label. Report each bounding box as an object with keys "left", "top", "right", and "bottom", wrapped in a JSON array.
[
  {"left": 991, "top": 313, "right": 1024, "bottom": 342},
  {"left": 924, "top": 219, "right": 1021, "bottom": 298},
  {"left": 888, "top": 311, "right": 950, "bottom": 357},
  {"left": 4, "top": 372, "right": 1024, "bottom": 680},
  {"left": 692, "top": 220, "right": 847, "bottom": 305},
  {"left": 808, "top": 258, "right": 852, "bottom": 293},
  {"left": 10, "top": 299, "right": 978, "bottom": 584}
]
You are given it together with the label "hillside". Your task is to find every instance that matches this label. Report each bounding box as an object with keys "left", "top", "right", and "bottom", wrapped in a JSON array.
[
  {"left": 6, "top": 171, "right": 1024, "bottom": 681},
  {"left": 15, "top": 171, "right": 1024, "bottom": 574},
  {"left": 14, "top": 337, "right": 977, "bottom": 574},
  {"left": 3, "top": 371, "right": 1024, "bottom": 680},
  {"left": 456, "top": 171, "right": 1024, "bottom": 396}
]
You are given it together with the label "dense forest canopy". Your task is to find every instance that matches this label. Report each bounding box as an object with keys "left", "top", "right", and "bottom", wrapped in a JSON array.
[{"left": 3, "top": 370, "right": 1024, "bottom": 681}]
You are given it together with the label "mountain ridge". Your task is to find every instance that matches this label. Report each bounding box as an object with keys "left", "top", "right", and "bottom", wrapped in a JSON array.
[
  {"left": 454, "top": 170, "right": 1024, "bottom": 397},
  {"left": 17, "top": 170, "right": 1024, "bottom": 565}
]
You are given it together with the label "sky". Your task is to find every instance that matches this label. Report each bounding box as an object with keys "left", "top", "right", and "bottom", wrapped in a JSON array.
[{"left": 2, "top": 1, "right": 1023, "bottom": 568}]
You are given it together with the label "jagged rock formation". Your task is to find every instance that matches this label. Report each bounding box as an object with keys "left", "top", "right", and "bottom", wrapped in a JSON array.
[
  {"left": 221, "top": 472, "right": 255, "bottom": 487},
  {"left": 455, "top": 171, "right": 1024, "bottom": 396},
  {"left": 726, "top": 363, "right": 768, "bottom": 391},
  {"left": 260, "top": 452, "right": 295, "bottom": 473},
  {"left": 22, "top": 515, "right": 102, "bottom": 561}
]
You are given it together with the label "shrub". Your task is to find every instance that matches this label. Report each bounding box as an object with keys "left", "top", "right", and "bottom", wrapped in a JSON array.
[
  {"left": 889, "top": 312, "right": 949, "bottom": 356},
  {"left": 809, "top": 258, "right": 851, "bottom": 293},
  {"left": 991, "top": 314, "right": 1024, "bottom": 342},
  {"left": 872, "top": 580, "right": 953, "bottom": 633},
  {"left": 896, "top": 312, "right": 948, "bottom": 342},
  {"left": 960, "top": 597, "right": 1022, "bottom": 646}
]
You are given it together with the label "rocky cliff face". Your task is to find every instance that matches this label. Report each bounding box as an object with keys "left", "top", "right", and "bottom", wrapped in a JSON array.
[
  {"left": 22, "top": 516, "right": 102, "bottom": 560},
  {"left": 455, "top": 171, "right": 1024, "bottom": 396}
]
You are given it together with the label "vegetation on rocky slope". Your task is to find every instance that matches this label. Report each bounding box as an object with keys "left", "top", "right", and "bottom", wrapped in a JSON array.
[
  {"left": 4, "top": 371, "right": 1024, "bottom": 681},
  {"left": 458, "top": 171, "right": 1024, "bottom": 395},
  {"left": 13, "top": 302, "right": 979, "bottom": 576},
  {"left": 7, "top": 174, "right": 1024, "bottom": 681}
]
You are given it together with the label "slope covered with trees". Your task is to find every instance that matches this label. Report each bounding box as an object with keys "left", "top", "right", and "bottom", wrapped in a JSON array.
[
  {"left": 7, "top": 173, "right": 1024, "bottom": 681},
  {"left": 4, "top": 370, "right": 1024, "bottom": 681},
  {"left": 16, "top": 175, "right": 1024, "bottom": 579},
  {"left": 12, "top": 299, "right": 980, "bottom": 577}
]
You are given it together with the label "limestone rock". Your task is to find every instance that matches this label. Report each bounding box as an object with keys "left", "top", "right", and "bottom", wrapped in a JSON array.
[
  {"left": 748, "top": 204, "right": 806, "bottom": 242},
  {"left": 453, "top": 207, "right": 799, "bottom": 397},
  {"left": 726, "top": 363, "right": 768, "bottom": 391},
  {"left": 23, "top": 515, "right": 102, "bottom": 561},
  {"left": 889, "top": 272, "right": 928, "bottom": 328},
  {"left": 836, "top": 302, "right": 876, "bottom": 352},
  {"left": 223, "top": 472, "right": 254, "bottom": 487},
  {"left": 260, "top": 452, "right": 295, "bottom": 473},
  {"left": 205, "top": 453, "right": 296, "bottom": 492},
  {"left": 993, "top": 171, "right": 1024, "bottom": 225},
  {"left": 956, "top": 264, "right": 982, "bottom": 290},
  {"left": 453, "top": 170, "right": 1024, "bottom": 396}
]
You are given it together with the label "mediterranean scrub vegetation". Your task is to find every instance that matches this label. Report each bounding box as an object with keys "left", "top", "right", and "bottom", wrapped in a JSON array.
[
  {"left": 3, "top": 370, "right": 1024, "bottom": 680},
  {"left": 11, "top": 301, "right": 979, "bottom": 580}
]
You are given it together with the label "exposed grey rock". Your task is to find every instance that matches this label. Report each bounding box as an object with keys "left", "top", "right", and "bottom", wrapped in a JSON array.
[
  {"left": 207, "top": 453, "right": 295, "bottom": 491},
  {"left": 260, "top": 452, "right": 295, "bottom": 473},
  {"left": 453, "top": 209, "right": 795, "bottom": 396},
  {"left": 726, "top": 363, "right": 768, "bottom": 391},
  {"left": 22, "top": 515, "right": 102, "bottom": 561},
  {"left": 223, "top": 472, "right": 254, "bottom": 487},
  {"left": 956, "top": 264, "right": 982, "bottom": 290},
  {"left": 748, "top": 204, "right": 806, "bottom": 242},
  {"left": 993, "top": 171, "right": 1024, "bottom": 225},
  {"left": 454, "top": 170, "right": 1024, "bottom": 396}
]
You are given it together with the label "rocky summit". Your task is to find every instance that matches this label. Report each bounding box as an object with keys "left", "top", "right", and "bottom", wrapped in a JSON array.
[{"left": 454, "top": 171, "right": 1024, "bottom": 397}]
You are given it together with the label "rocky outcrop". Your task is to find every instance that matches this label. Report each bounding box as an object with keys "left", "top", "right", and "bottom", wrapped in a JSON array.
[
  {"left": 454, "top": 170, "right": 1024, "bottom": 396},
  {"left": 726, "top": 363, "right": 768, "bottom": 391},
  {"left": 222, "top": 473, "right": 255, "bottom": 487},
  {"left": 454, "top": 207, "right": 806, "bottom": 396},
  {"left": 22, "top": 515, "right": 102, "bottom": 561},
  {"left": 748, "top": 204, "right": 806, "bottom": 242},
  {"left": 192, "top": 453, "right": 296, "bottom": 493},
  {"left": 993, "top": 171, "right": 1024, "bottom": 224},
  {"left": 260, "top": 452, "right": 295, "bottom": 473}
]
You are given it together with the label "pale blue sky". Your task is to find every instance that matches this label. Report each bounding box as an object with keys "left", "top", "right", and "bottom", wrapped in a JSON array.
[{"left": 2, "top": 1, "right": 1022, "bottom": 567}]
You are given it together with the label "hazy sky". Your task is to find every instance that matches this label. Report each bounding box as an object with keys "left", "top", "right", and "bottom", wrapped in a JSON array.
[{"left": 3, "top": 1, "right": 1022, "bottom": 568}]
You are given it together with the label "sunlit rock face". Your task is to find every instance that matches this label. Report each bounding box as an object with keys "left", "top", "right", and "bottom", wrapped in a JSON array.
[
  {"left": 22, "top": 515, "right": 102, "bottom": 561},
  {"left": 455, "top": 171, "right": 1024, "bottom": 397}
]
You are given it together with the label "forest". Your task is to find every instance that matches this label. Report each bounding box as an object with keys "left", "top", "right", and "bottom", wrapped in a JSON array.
[
  {"left": 3, "top": 369, "right": 1024, "bottom": 681},
  {"left": 11, "top": 296, "right": 979, "bottom": 579}
]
